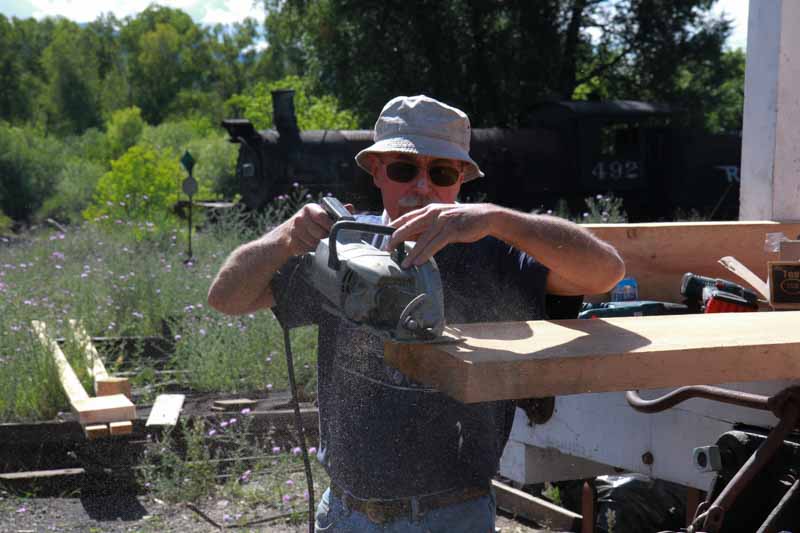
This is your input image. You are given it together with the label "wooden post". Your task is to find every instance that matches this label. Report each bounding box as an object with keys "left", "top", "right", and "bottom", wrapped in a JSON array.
[{"left": 740, "top": 0, "right": 800, "bottom": 221}]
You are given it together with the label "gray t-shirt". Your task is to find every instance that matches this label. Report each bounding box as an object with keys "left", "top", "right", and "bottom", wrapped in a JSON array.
[{"left": 270, "top": 213, "right": 549, "bottom": 499}]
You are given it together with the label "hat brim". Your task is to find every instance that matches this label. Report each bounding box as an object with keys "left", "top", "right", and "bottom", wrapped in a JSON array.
[{"left": 355, "top": 135, "right": 484, "bottom": 182}]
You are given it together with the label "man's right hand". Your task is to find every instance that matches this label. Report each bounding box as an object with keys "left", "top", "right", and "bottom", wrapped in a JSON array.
[{"left": 282, "top": 202, "right": 353, "bottom": 256}]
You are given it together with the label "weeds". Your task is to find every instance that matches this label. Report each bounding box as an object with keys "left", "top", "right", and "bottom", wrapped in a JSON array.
[
  {"left": 139, "top": 409, "right": 329, "bottom": 523},
  {"left": 0, "top": 202, "right": 317, "bottom": 422},
  {"left": 536, "top": 193, "right": 628, "bottom": 224}
]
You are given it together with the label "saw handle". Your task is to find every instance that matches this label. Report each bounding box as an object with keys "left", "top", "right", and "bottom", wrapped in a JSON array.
[
  {"left": 320, "top": 197, "right": 355, "bottom": 222},
  {"left": 328, "top": 221, "right": 406, "bottom": 271}
]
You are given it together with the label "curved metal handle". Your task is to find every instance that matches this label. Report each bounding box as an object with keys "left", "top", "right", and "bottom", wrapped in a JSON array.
[
  {"left": 328, "top": 221, "right": 405, "bottom": 270},
  {"left": 625, "top": 386, "right": 769, "bottom": 414}
]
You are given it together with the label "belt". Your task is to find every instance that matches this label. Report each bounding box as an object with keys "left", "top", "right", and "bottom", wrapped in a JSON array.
[{"left": 330, "top": 483, "right": 490, "bottom": 524}]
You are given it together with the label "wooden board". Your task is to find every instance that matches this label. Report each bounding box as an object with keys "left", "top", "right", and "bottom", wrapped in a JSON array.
[
  {"left": 384, "top": 311, "right": 800, "bottom": 403},
  {"left": 95, "top": 377, "right": 132, "bottom": 398},
  {"left": 492, "top": 479, "right": 580, "bottom": 531},
  {"left": 73, "top": 394, "right": 136, "bottom": 425},
  {"left": 212, "top": 398, "right": 258, "bottom": 411},
  {"left": 584, "top": 221, "right": 800, "bottom": 302},
  {"left": 145, "top": 394, "right": 185, "bottom": 427},
  {"left": 31, "top": 321, "right": 89, "bottom": 406},
  {"left": 109, "top": 421, "right": 133, "bottom": 435},
  {"left": 0, "top": 468, "right": 85, "bottom": 481},
  {"left": 69, "top": 319, "right": 109, "bottom": 381},
  {"left": 84, "top": 424, "right": 109, "bottom": 439}
]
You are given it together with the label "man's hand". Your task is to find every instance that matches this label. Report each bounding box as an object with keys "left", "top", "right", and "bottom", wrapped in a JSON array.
[
  {"left": 282, "top": 202, "right": 352, "bottom": 256},
  {"left": 387, "top": 203, "right": 496, "bottom": 268}
]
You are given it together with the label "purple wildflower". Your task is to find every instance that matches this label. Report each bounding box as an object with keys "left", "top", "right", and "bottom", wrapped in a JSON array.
[
  {"left": 272, "top": 446, "right": 281, "bottom": 454},
  {"left": 240, "top": 408, "right": 251, "bottom": 415},
  {"left": 291, "top": 447, "right": 302, "bottom": 456}
]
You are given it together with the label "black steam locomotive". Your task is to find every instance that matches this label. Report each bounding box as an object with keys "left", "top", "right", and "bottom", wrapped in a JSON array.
[{"left": 222, "top": 90, "right": 741, "bottom": 222}]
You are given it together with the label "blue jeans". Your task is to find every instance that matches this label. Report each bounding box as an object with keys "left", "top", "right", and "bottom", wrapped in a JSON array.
[{"left": 314, "top": 487, "right": 496, "bottom": 532}]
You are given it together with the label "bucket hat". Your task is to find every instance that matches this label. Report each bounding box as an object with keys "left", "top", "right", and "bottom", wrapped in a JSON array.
[{"left": 355, "top": 95, "right": 484, "bottom": 182}]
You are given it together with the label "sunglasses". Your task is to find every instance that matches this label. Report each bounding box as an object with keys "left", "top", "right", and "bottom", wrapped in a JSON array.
[{"left": 384, "top": 160, "right": 461, "bottom": 187}]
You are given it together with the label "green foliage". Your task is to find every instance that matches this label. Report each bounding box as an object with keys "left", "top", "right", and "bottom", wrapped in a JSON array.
[
  {"left": 106, "top": 107, "right": 145, "bottom": 159},
  {"left": 184, "top": 135, "right": 239, "bottom": 197},
  {"left": 0, "top": 122, "right": 65, "bottom": 221},
  {"left": 140, "top": 419, "right": 216, "bottom": 502},
  {"left": 0, "top": 210, "right": 12, "bottom": 234},
  {"left": 0, "top": 15, "right": 35, "bottom": 122},
  {"left": 40, "top": 20, "right": 102, "bottom": 135},
  {"left": 38, "top": 158, "right": 106, "bottom": 223},
  {"left": 537, "top": 194, "right": 628, "bottom": 224},
  {"left": 225, "top": 75, "right": 359, "bottom": 130},
  {"left": 140, "top": 116, "right": 216, "bottom": 153},
  {"left": 83, "top": 145, "right": 213, "bottom": 229}
]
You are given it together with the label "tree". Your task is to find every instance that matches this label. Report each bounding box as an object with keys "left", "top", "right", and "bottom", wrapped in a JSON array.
[
  {"left": 41, "top": 20, "right": 102, "bottom": 134},
  {"left": 225, "top": 75, "right": 359, "bottom": 130},
  {"left": 261, "top": 0, "right": 733, "bottom": 128},
  {"left": 0, "top": 16, "right": 30, "bottom": 122}
]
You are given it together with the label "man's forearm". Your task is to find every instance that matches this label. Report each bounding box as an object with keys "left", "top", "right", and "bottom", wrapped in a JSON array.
[
  {"left": 207, "top": 224, "right": 293, "bottom": 315},
  {"left": 488, "top": 205, "right": 625, "bottom": 294}
]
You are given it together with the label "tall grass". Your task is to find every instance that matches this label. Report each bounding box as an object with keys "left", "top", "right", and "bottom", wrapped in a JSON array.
[{"left": 0, "top": 208, "right": 318, "bottom": 422}]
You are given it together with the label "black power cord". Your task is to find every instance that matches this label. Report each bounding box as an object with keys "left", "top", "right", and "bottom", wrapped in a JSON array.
[{"left": 281, "top": 325, "right": 315, "bottom": 533}]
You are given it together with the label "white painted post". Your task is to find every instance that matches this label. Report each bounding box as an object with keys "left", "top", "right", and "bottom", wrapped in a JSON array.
[{"left": 740, "top": 0, "right": 800, "bottom": 221}]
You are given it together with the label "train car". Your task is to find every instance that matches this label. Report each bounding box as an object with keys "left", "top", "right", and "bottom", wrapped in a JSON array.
[{"left": 221, "top": 91, "right": 741, "bottom": 221}]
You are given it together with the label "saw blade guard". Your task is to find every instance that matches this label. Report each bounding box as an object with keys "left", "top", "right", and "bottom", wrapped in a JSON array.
[{"left": 307, "top": 219, "right": 446, "bottom": 342}]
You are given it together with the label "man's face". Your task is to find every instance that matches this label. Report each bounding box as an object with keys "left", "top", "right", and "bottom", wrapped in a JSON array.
[{"left": 370, "top": 153, "right": 464, "bottom": 220}]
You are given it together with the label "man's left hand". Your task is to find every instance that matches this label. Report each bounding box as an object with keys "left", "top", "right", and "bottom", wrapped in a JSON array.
[{"left": 387, "top": 203, "right": 496, "bottom": 268}]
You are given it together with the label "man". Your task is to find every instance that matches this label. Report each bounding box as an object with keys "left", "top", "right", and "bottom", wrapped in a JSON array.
[{"left": 208, "top": 95, "right": 625, "bottom": 531}]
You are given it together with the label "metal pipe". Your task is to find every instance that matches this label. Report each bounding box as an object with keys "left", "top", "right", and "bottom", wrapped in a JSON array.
[
  {"left": 699, "top": 399, "right": 800, "bottom": 533},
  {"left": 756, "top": 478, "right": 800, "bottom": 533},
  {"left": 626, "top": 386, "right": 770, "bottom": 414}
]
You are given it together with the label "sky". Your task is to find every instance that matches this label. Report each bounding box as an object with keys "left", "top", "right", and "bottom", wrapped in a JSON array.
[
  {"left": 0, "top": 0, "right": 264, "bottom": 26},
  {"left": 0, "top": 0, "right": 749, "bottom": 50}
]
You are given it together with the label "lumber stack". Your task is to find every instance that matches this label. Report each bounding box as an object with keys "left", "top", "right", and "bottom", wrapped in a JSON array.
[
  {"left": 384, "top": 311, "right": 800, "bottom": 403},
  {"left": 584, "top": 220, "right": 800, "bottom": 302},
  {"left": 32, "top": 320, "right": 136, "bottom": 438}
]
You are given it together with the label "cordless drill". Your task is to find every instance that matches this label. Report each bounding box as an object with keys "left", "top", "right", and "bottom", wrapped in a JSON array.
[{"left": 680, "top": 273, "right": 760, "bottom": 313}]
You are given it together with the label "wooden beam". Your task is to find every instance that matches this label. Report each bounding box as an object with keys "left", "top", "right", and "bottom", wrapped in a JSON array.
[
  {"left": 73, "top": 394, "right": 136, "bottom": 425},
  {"left": 741, "top": 1, "right": 800, "bottom": 221},
  {"left": 109, "top": 421, "right": 133, "bottom": 435},
  {"left": 68, "top": 319, "right": 109, "bottom": 381},
  {"left": 585, "top": 221, "right": 800, "bottom": 302},
  {"left": 69, "top": 320, "right": 132, "bottom": 397},
  {"left": 84, "top": 424, "right": 109, "bottom": 439},
  {"left": 32, "top": 321, "right": 90, "bottom": 408},
  {"left": 146, "top": 394, "right": 185, "bottom": 427},
  {"left": 384, "top": 311, "right": 800, "bottom": 403},
  {"left": 492, "top": 479, "right": 580, "bottom": 532},
  {"left": 0, "top": 468, "right": 85, "bottom": 481},
  {"left": 212, "top": 398, "right": 258, "bottom": 411},
  {"left": 95, "top": 377, "right": 132, "bottom": 399}
]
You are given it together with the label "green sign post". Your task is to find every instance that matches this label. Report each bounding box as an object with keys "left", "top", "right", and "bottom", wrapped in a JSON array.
[{"left": 181, "top": 150, "right": 198, "bottom": 262}]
